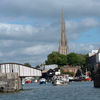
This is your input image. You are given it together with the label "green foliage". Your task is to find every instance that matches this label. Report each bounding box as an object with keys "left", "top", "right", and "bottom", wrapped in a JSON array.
[
  {"left": 84, "top": 54, "right": 89, "bottom": 65},
  {"left": 45, "top": 52, "right": 68, "bottom": 66},
  {"left": 24, "top": 63, "right": 31, "bottom": 67},
  {"left": 67, "top": 53, "right": 86, "bottom": 66},
  {"left": 35, "top": 65, "right": 40, "bottom": 69},
  {"left": 57, "top": 54, "right": 68, "bottom": 66},
  {"left": 45, "top": 52, "right": 89, "bottom": 67}
]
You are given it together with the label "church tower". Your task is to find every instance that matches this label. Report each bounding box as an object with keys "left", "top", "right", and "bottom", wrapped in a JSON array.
[{"left": 58, "top": 10, "right": 69, "bottom": 55}]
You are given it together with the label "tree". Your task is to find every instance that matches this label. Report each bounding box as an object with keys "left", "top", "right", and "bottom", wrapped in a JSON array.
[
  {"left": 45, "top": 52, "right": 59, "bottom": 65},
  {"left": 57, "top": 54, "right": 68, "bottom": 66},
  {"left": 45, "top": 52, "right": 68, "bottom": 66},
  {"left": 35, "top": 65, "right": 40, "bottom": 69},
  {"left": 24, "top": 63, "right": 31, "bottom": 67},
  {"left": 45, "top": 52, "right": 90, "bottom": 70},
  {"left": 67, "top": 53, "right": 80, "bottom": 66},
  {"left": 67, "top": 53, "right": 87, "bottom": 66}
]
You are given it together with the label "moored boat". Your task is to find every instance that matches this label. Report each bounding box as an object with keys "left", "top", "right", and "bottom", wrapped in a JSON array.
[
  {"left": 39, "top": 78, "right": 47, "bottom": 84},
  {"left": 25, "top": 80, "right": 32, "bottom": 83},
  {"left": 22, "top": 77, "right": 33, "bottom": 84},
  {"left": 82, "top": 69, "right": 92, "bottom": 81},
  {"left": 81, "top": 75, "right": 92, "bottom": 81},
  {"left": 52, "top": 75, "right": 69, "bottom": 86}
]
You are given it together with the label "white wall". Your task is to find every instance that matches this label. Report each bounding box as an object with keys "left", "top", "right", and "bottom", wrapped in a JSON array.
[
  {"left": 0, "top": 63, "right": 42, "bottom": 77},
  {"left": 40, "top": 64, "right": 58, "bottom": 70}
]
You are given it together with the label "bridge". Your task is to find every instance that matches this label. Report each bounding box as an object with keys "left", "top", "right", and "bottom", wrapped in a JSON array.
[{"left": 0, "top": 63, "right": 42, "bottom": 77}]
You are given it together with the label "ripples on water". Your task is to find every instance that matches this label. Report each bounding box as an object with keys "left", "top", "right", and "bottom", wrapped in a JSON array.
[{"left": 0, "top": 82, "right": 100, "bottom": 100}]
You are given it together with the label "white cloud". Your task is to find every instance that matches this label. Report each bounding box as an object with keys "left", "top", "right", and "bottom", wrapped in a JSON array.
[
  {"left": 0, "top": 0, "right": 100, "bottom": 20},
  {"left": 0, "top": 17, "right": 99, "bottom": 42},
  {"left": 69, "top": 43, "right": 100, "bottom": 53},
  {"left": 0, "top": 51, "right": 3, "bottom": 56},
  {"left": 66, "top": 18, "right": 100, "bottom": 40},
  {"left": 0, "top": 38, "right": 99, "bottom": 66},
  {"left": 21, "top": 44, "right": 56, "bottom": 55},
  {"left": 0, "top": 43, "right": 57, "bottom": 56},
  {"left": 0, "top": 43, "right": 57, "bottom": 66},
  {"left": 0, "top": 40, "right": 13, "bottom": 47},
  {"left": 0, "top": 0, "right": 100, "bottom": 66},
  {"left": 0, "top": 23, "right": 38, "bottom": 38}
]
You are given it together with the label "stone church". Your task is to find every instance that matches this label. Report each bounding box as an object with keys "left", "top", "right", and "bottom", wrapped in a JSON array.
[
  {"left": 58, "top": 10, "right": 69, "bottom": 55},
  {"left": 58, "top": 10, "right": 81, "bottom": 75}
]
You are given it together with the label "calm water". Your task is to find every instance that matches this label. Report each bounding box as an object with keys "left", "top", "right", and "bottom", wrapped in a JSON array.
[{"left": 0, "top": 82, "right": 100, "bottom": 100}]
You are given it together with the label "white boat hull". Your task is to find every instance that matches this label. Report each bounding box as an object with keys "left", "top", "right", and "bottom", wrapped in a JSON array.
[
  {"left": 54, "top": 80, "right": 69, "bottom": 86},
  {"left": 52, "top": 75, "right": 69, "bottom": 86}
]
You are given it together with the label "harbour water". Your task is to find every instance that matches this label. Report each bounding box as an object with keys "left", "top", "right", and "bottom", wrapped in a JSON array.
[{"left": 0, "top": 82, "right": 100, "bottom": 100}]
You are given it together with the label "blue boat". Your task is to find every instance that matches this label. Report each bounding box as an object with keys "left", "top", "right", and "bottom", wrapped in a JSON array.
[{"left": 39, "top": 78, "right": 47, "bottom": 84}]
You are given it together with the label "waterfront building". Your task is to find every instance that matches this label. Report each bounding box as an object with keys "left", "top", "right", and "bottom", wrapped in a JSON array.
[
  {"left": 89, "top": 49, "right": 100, "bottom": 70},
  {"left": 39, "top": 64, "right": 58, "bottom": 71},
  {"left": 61, "top": 65, "right": 81, "bottom": 76},
  {"left": 0, "top": 63, "right": 42, "bottom": 77},
  {"left": 89, "top": 50, "right": 98, "bottom": 57},
  {"left": 58, "top": 10, "right": 69, "bottom": 55}
]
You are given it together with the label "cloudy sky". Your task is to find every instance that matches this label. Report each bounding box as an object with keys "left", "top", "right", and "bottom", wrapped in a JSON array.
[{"left": 0, "top": 0, "right": 100, "bottom": 66}]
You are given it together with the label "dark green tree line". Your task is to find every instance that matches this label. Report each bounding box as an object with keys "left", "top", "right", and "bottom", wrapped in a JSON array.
[{"left": 45, "top": 52, "right": 88, "bottom": 67}]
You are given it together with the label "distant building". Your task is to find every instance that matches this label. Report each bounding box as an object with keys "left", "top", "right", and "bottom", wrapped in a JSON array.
[
  {"left": 61, "top": 65, "right": 81, "bottom": 76},
  {"left": 89, "top": 49, "right": 100, "bottom": 70},
  {"left": 39, "top": 64, "right": 58, "bottom": 71},
  {"left": 58, "top": 10, "right": 69, "bottom": 55},
  {"left": 89, "top": 50, "right": 98, "bottom": 57}
]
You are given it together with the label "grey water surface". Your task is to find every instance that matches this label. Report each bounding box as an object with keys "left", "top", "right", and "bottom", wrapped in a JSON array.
[{"left": 0, "top": 82, "right": 100, "bottom": 100}]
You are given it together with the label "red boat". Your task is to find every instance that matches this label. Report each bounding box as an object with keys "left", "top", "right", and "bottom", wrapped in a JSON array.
[
  {"left": 25, "top": 80, "right": 32, "bottom": 83},
  {"left": 81, "top": 69, "right": 92, "bottom": 81},
  {"left": 82, "top": 76, "right": 92, "bottom": 81}
]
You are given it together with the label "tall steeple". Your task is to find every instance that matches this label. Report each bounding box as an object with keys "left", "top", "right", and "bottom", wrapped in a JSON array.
[{"left": 58, "top": 10, "right": 69, "bottom": 55}]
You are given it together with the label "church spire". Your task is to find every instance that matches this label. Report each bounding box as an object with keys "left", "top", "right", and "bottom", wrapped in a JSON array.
[{"left": 58, "top": 10, "right": 69, "bottom": 55}]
